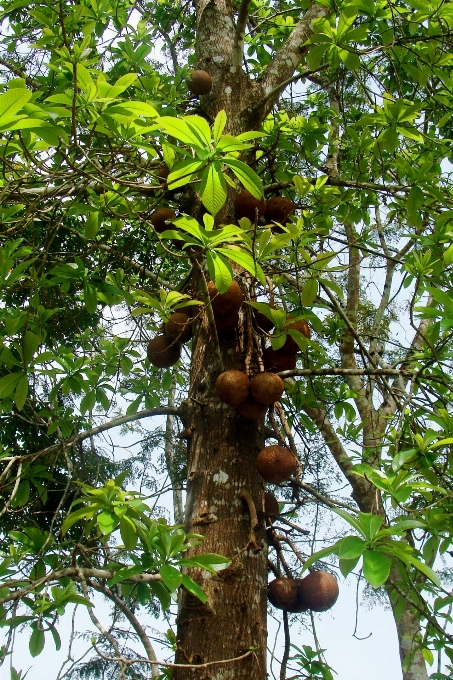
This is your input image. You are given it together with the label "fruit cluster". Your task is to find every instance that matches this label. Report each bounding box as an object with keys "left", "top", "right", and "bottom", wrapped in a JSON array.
[
  {"left": 147, "top": 310, "right": 193, "bottom": 368},
  {"left": 268, "top": 571, "right": 339, "bottom": 613},
  {"left": 235, "top": 189, "right": 296, "bottom": 226},
  {"left": 215, "top": 369, "right": 285, "bottom": 419}
]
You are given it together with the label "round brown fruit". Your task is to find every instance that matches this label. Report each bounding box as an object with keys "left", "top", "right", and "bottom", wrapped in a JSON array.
[
  {"left": 187, "top": 69, "right": 212, "bottom": 96},
  {"left": 234, "top": 190, "right": 266, "bottom": 222},
  {"left": 268, "top": 577, "right": 306, "bottom": 613},
  {"left": 297, "top": 570, "right": 339, "bottom": 612},
  {"left": 215, "top": 370, "right": 250, "bottom": 406},
  {"left": 262, "top": 347, "right": 297, "bottom": 373},
  {"left": 264, "top": 196, "right": 296, "bottom": 224},
  {"left": 157, "top": 166, "right": 170, "bottom": 182},
  {"left": 164, "top": 312, "right": 192, "bottom": 344},
  {"left": 264, "top": 491, "right": 280, "bottom": 518},
  {"left": 147, "top": 335, "right": 181, "bottom": 368},
  {"left": 250, "top": 372, "right": 285, "bottom": 405},
  {"left": 284, "top": 318, "right": 311, "bottom": 352},
  {"left": 216, "top": 309, "right": 239, "bottom": 334},
  {"left": 236, "top": 396, "right": 268, "bottom": 420},
  {"left": 208, "top": 280, "right": 243, "bottom": 316},
  {"left": 256, "top": 445, "right": 297, "bottom": 484},
  {"left": 151, "top": 208, "right": 176, "bottom": 234}
]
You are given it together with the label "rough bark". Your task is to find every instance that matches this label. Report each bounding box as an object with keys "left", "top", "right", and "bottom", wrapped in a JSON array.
[{"left": 174, "top": 287, "right": 268, "bottom": 680}]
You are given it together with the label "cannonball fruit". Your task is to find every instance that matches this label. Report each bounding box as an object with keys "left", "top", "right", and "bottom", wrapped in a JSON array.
[
  {"left": 265, "top": 196, "right": 296, "bottom": 224},
  {"left": 256, "top": 445, "right": 297, "bottom": 484},
  {"left": 215, "top": 309, "right": 239, "bottom": 335},
  {"left": 164, "top": 312, "right": 192, "bottom": 344},
  {"left": 208, "top": 280, "right": 243, "bottom": 316},
  {"left": 158, "top": 166, "right": 170, "bottom": 181},
  {"left": 264, "top": 491, "right": 280, "bottom": 518},
  {"left": 151, "top": 207, "right": 176, "bottom": 234},
  {"left": 268, "top": 577, "right": 306, "bottom": 613},
  {"left": 187, "top": 69, "right": 212, "bottom": 96},
  {"left": 234, "top": 190, "right": 266, "bottom": 222},
  {"left": 262, "top": 347, "right": 297, "bottom": 373},
  {"left": 215, "top": 370, "right": 250, "bottom": 406},
  {"left": 250, "top": 372, "right": 285, "bottom": 405},
  {"left": 236, "top": 396, "right": 268, "bottom": 420},
  {"left": 284, "top": 318, "right": 311, "bottom": 352},
  {"left": 147, "top": 335, "right": 181, "bottom": 368},
  {"left": 297, "top": 570, "right": 339, "bottom": 612}
]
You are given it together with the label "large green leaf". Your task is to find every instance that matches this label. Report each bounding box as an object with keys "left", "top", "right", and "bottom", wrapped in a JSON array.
[
  {"left": 362, "top": 549, "right": 391, "bottom": 588},
  {"left": 0, "top": 88, "right": 32, "bottom": 123},
  {"left": 338, "top": 536, "right": 366, "bottom": 560},
  {"left": 200, "top": 162, "right": 227, "bottom": 215},
  {"left": 29, "top": 628, "right": 45, "bottom": 657},
  {"left": 222, "top": 158, "right": 264, "bottom": 198},
  {"left": 185, "top": 115, "right": 212, "bottom": 149},
  {"left": 215, "top": 246, "right": 266, "bottom": 286},
  {"left": 160, "top": 116, "right": 207, "bottom": 149},
  {"left": 213, "top": 110, "right": 227, "bottom": 145},
  {"left": 206, "top": 251, "right": 232, "bottom": 293},
  {"left": 159, "top": 564, "right": 183, "bottom": 592}
]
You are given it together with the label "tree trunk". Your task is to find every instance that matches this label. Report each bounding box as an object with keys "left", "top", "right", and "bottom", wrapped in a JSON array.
[
  {"left": 394, "top": 605, "right": 429, "bottom": 680},
  {"left": 174, "top": 286, "right": 268, "bottom": 680}
]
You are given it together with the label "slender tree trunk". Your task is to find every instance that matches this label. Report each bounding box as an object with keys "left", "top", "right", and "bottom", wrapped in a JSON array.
[{"left": 174, "top": 282, "right": 268, "bottom": 680}]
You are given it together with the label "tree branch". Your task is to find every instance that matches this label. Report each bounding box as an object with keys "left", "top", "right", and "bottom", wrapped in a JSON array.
[
  {"left": 232, "top": 0, "right": 252, "bottom": 70},
  {"left": 256, "top": 1, "right": 331, "bottom": 114}
]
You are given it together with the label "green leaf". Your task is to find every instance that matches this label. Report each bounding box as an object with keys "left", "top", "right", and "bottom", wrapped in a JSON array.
[
  {"left": 29, "top": 628, "right": 45, "bottom": 657},
  {"left": 332, "top": 508, "right": 366, "bottom": 537},
  {"left": 358, "top": 512, "right": 383, "bottom": 541},
  {"left": 97, "top": 511, "right": 118, "bottom": 535},
  {"left": 179, "top": 553, "right": 231, "bottom": 572},
  {"left": 160, "top": 116, "right": 206, "bottom": 149},
  {"left": 84, "top": 284, "right": 98, "bottom": 314},
  {"left": 61, "top": 507, "right": 98, "bottom": 536},
  {"left": 159, "top": 564, "right": 183, "bottom": 592},
  {"left": 339, "top": 556, "right": 360, "bottom": 577},
  {"left": 215, "top": 247, "right": 266, "bottom": 286},
  {"left": 50, "top": 625, "right": 61, "bottom": 651},
  {"left": 301, "top": 278, "right": 318, "bottom": 306},
  {"left": 222, "top": 158, "right": 263, "bottom": 199},
  {"left": 206, "top": 251, "right": 232, "bottom": 293},
  {"left": 338, "top": 536, "right": 366, "bottom": 560},
  {"left": 362, "top": 549, "right": 391, "bottom": 588},
  {"left": 149, "top": 580, "right": 171, "bottom": 609},
  {"left": 0, "top": 372, "right": 24, "bottom": 399},
  {"left": 200, "top": 162, "right": 227, "bottom": 215},
  {"left": 301, "top": 543, "right": 341, "bottom": 572},
  {"left": 120, "top": 517, "right": 138, "bottom": 550},
  {"left": 14, "top": 374, "right": 28, "bottom": 411},
  {"left": 181, "top": 574, "right": 206, "bottom": 603},
  {"left": 11, "top": 480, "right": 30, "bottom": 508},
  {"left": 85, "top": 212, "right": 100, "bottom": 239},
  {"left": 185, "top": 115, "right": 212, "bottom": 149},
  {"left": 22, "top": 330, "right": 40, "bottom": 367},
  {"left": 0, "top": 88, "right": 32, "bottom": 123},
  {"left": 213, "top": 110, "right": 227, "bottom": 145},
  {"left": 167, "top": 159, "right": 204, "bottom": 190}
]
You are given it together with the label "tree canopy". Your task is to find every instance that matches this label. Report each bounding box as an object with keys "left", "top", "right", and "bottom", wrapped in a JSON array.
[{"left": 1, "top": 0, "right": 453, "bottom": 678}]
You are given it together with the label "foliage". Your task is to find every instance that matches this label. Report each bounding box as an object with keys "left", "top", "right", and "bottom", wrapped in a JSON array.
[{"left": 0, "top": 0, "right": 453, "bottom": 676}]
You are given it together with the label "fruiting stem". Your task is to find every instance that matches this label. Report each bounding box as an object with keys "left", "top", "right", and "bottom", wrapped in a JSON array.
[{"left": 239, "top": 490, "right": 260, "bottom": 552}]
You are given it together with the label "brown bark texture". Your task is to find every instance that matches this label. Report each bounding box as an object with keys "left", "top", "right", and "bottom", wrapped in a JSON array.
[{"left": 174, "top": 293, "right": 268, "bottom": 680}]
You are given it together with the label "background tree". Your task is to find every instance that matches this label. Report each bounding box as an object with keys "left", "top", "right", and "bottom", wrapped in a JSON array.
[{"left": 0, "top": 0, "right": 453, "bottom": 679}]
